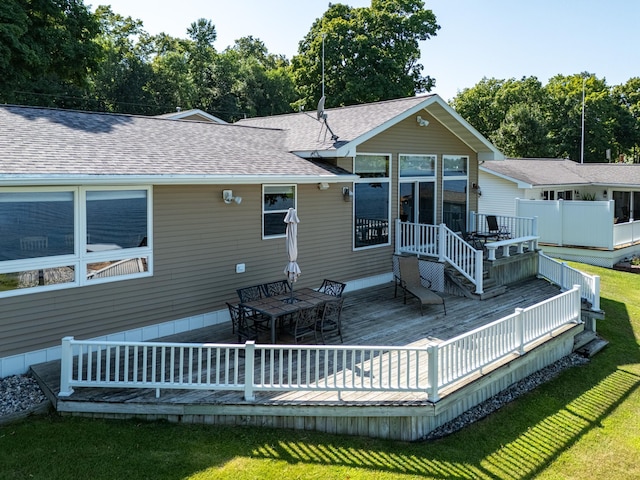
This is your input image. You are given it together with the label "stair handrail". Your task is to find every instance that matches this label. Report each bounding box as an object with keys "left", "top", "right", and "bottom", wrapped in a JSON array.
[{"left": 395, "top": 220, "right": 484, "bottom": 294}]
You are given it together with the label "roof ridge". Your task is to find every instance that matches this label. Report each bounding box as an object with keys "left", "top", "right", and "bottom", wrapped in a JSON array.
[
  {"left": 240, "top": 94, "right": 435, "bottom": 122},
  {"left": 0, "top": 104, "right": 286, "bottom": 131}
]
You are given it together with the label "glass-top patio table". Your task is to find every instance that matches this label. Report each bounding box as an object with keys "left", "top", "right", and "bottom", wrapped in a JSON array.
[{"left": 240, "top": 287, "right": 336, "bottom": 343}]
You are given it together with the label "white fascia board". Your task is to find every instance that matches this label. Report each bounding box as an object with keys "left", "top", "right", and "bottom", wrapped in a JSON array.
[
  {"left": 0, "top": 174, "right": 359, "bottom": 186},
  {"left": 480, "top": 166, "right": 532, "bottom": 189}
]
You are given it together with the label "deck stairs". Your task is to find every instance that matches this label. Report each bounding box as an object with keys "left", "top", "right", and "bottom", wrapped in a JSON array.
[
  {"left": 573, "top": 330, "right": 609, "bottom": 357},
  {"left": 444, "top": 262, "right": 507, "bottom": 300}
]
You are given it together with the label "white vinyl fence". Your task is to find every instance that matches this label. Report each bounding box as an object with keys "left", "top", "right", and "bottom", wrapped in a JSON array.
[{"left": 59, "top": 287, "right": 582, "bottom": 402}]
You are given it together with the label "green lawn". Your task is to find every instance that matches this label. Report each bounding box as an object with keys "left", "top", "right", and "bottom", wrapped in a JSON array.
[{"left": 1, "top": 263, "right": 638, "bottom": 480}]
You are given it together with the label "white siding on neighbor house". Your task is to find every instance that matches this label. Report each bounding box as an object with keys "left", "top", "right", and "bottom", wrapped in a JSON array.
[{"left": 478, "top": 171, "right": 525, "bottom": 217}]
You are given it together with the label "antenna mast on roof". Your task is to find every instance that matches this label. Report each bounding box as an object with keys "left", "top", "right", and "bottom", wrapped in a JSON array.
[
  {"left": 316, "top": 33, "right": 339, "bottom": 142},
  {"left": 322, "top": 33, "right": 326, "bottom": 100}
]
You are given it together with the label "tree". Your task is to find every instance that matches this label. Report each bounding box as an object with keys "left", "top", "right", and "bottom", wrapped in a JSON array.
[
  {"left": 491, "top": 103, "right": 551, "bottom": 158},
  {"left": 91, "top": 6, "right": 159, "bottom": 114},
  {"left": 451, "top": 74, "right": 640, "bottom": 162},
  {"left": 224, "top": 37, "right": 296, "bottom": 119},
  {"left": 545, "top": 73, "right": 629, "bottom": 162},
  {"left": 290, "top": 0, "right": 439, "bottom": 110},
  {"left": 613, "top": 78, "right": 640, "bottom": 162},
  {"left": 0, "top": 0, "right": 101, "bottom": 108},
  {"left": 451, "top": 76, "right": 547, "bottom": 142}
]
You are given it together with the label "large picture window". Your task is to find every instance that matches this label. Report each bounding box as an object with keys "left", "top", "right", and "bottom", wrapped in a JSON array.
[
  {"left": 354, "top": 154, "right": 390, "bottom": 249},
  {"left": 442, "top": 155, "right": 469, "bottom": 231},
  {"left": 263, "top": 185, "right": 296, "bottom": 238},
  {"left": 0, "top": 187, "right": 152, "bottom": 297}
]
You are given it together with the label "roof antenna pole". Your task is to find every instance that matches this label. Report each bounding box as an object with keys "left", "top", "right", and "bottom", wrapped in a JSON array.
[
  {"left": 315, "top": 33, "right": 338, "bottom": 142},
  {"left": 321, "top": 33, "right": 326, "bottom": 100}
]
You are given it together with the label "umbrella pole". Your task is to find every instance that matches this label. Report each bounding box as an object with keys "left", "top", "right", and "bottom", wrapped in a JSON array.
[{"left": 285, "top": 276, "right": 296, "bottom": 303}]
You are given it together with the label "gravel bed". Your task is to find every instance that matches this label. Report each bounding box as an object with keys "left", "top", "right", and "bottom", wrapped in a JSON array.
[
  {"left": 0, "top": 373, "right": 49, "bottom": 421},
  {"left": 420, "top": 353, "right": 589, "bottom": 441}
]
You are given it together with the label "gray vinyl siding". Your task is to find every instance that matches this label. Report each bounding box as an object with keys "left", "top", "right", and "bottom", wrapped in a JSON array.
[
  {"left": 0, "top": 113, "right": 482, "bottom": 359},
  {"left": 0, "top": 183, "right": 385, "bottom": 357},
  {"left": 358, "top": 112, "right": 479, "bottom": 223}
]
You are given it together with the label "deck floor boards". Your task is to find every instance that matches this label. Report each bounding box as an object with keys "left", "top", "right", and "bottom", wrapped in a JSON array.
[{"left": 32, "top": 278, "right": 563, "bottom": 408}]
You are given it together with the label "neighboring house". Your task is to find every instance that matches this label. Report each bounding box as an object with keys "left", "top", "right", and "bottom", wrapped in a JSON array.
[
  {"left": 156, "top": 108, "right": 228, "bottom": 123},
  {"left": 0, "top": 95, "right": 503, "bottom": 376},
  {"left": 479, "top": 158, "right": 640, "bottom": 266}
]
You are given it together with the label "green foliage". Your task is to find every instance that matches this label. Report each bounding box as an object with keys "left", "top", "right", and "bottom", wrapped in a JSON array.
[
  {"left": 0, "top": 0, "right": 101, "bottom": 108},
  {"left": 453, "top": 74, "right": 640, "bottom": 162},
  {"left": 91, "top": 6, "right": 159, "bottom": 114},
  {"left": 291, "top": 0, "right": 439, "bottom": 110}
]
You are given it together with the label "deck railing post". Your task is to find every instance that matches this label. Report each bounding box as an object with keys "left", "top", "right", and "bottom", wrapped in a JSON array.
[
  {"left": 515, "top": 308, "right": 525, "bottom": 355},
  {"left": 561, "top": 262, "right": 568, "bottom": 291},
  {"left": 438, "top": 223, "right": 446, "bottom": 263},
  {"left": 59, "top": 336, "right": 75, "bottom": 397},
  {"left": 395, "top": 218, "right": 401, "bottom": 255},
  {"left": 592, "top": 275, "right": 601, "bottom": 312},
  {"left": 474, "top": 249, "right": 484, "bottom": 294},
  {"left": 243, "top": 341, "right": 256, "bottom": 401},
  {"left": 427, "top": 344, "right": 440, "bottom": 402}
]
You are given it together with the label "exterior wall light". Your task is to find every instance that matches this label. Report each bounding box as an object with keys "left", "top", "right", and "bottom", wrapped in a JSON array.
[
  {"left": 342, "top": 187, "right": 353, "bottom": 202},
  {"left": 222, "top": 189, "right": 242, "bottom": 204}
]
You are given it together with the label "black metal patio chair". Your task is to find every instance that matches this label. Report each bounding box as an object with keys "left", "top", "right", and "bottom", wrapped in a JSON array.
[
  {"left": 486, "top": 215, "right": 511, "bottom": 240},
  {"left": 317, "top": 279, "right": 346, "bottom": 297},
  {"left": 262, "top": 279, "right": 291, "bottom": 297},
  {"left": 315, "top": 298, "right": 344, "bottom": 343},
  {"left": 236, "top": 284, "right": 270, "bottom": 332},
  {"left": 286, "top": 304, "right": 322, "bottom": 344},
  {"left": 226, "top": 302, "right": 259, "bottom": 343}
]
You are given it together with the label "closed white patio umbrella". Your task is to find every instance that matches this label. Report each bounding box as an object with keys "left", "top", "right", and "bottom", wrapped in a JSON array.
[{"left": 283, "top": 207, "right": 301, "bottom": 302}]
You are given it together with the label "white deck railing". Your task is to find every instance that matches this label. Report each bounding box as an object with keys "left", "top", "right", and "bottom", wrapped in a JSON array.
[
  {"left": 538, "top": 252, "right": 601, "bottom": 311},
  {"left": 59, "top": 286, "right": 582, "bottom": 402},
  {"left": 470, "top": 212, "right": 538, "bottom": 240},
  {"left": 395, "top": 220, "right": 484, "bottom": 294},
  {"left": 395, "top": 215, "right": 539, "bottom": 294}
]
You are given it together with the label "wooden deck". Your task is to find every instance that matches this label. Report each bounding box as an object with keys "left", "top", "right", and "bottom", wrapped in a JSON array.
[{"left": 33, "top": 278, "right": 564, "bottom": 410}]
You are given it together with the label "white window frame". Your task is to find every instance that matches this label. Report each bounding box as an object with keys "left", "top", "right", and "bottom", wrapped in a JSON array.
[
  {"left": 353, "top": 153, "right": 392, "bottom": 250},
  {"left": 442, "top": 155, "right": 469, "bottom": 230},
  {"left": 262, "top": 184, "right": 297, "bottom": 239},
  {"left": 0, "top": 186, "right": 153, "bottom": 298},
  {"left": 398, "top": 154, "right": 437, "bottom": 224}
]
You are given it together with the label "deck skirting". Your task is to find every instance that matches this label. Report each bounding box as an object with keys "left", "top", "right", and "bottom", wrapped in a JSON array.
[{"left": 55, "top": 323, "right": 582, "bottom": 441}]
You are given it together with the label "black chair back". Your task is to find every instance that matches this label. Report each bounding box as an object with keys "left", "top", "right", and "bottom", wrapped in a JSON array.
[
  {"left": 237, "top": 285, "right": 263, "bottom": 303},
  {"left": 318, "top": 279, "right": 346, "bottom": 297},
  {"left": 262, "top": 280, "right": 291, "bottom": 297}
]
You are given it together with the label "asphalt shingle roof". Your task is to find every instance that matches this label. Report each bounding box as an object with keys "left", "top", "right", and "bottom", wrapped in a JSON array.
[
  {"left": 0, "top": 105, "right": 347, "bottom": 181},
  {"left": 237, "top": 96, "right": 435, "bottom": 152},
  {"left": 482, "top": 158, "right": 640, "bottom": 187}
]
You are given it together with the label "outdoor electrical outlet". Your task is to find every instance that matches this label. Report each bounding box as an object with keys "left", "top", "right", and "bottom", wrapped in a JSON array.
[{"left": 235, "top": 263, "right": 245, "bottom": 273}]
